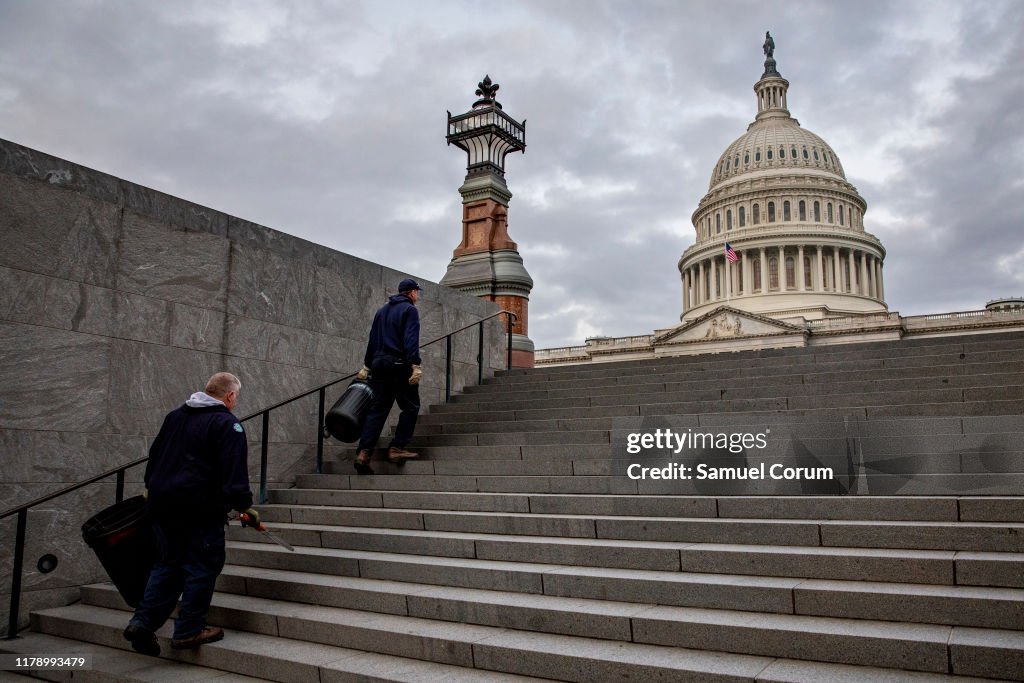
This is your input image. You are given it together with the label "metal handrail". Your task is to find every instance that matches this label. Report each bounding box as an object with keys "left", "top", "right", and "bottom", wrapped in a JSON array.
[{"left": 2, "top": 308, "right": 517, "bottom": 638}]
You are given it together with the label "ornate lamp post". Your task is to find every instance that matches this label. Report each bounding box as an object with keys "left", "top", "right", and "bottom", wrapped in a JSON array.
[{"left": 441, "top": 76, "right": 535, "bottom": 367}]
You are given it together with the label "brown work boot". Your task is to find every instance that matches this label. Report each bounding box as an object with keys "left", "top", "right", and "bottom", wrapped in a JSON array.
[
  {"left": 171, "top": 626, "right": 224, "bottom": 650},
  {"left": 388, "top": 447, "right": 419, "bottom": 464},
  {"left": 353, "top": 449, "right": 374, "bottom": 475}
]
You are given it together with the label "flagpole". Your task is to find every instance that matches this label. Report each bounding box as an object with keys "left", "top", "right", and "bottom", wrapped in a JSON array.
[
  {"left": 726, "top": 257, "right": 731, "bottom": 303},
  {"left": 725, "top": 243, "right": 732, "bottom": 303}
]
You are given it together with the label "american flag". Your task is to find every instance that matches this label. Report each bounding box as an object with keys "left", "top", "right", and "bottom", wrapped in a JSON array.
[{"left": 725, "top": 243, "right": 739, "bottom": 263}]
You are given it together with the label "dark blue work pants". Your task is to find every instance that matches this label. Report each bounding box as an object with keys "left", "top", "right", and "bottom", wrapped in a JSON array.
[
  {"left": 357, "top": 363, "right": 420, "bottom": 451},
  {"left": 128, "top": 518, "right": 225, "bottom": 640}
]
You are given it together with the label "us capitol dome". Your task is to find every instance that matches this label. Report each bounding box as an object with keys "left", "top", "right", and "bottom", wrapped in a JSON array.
[{"left": 678, "top": 33, "right": 888, "bottom": 322}]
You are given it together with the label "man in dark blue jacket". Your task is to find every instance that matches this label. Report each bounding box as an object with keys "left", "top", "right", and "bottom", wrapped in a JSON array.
[
  {"left": 124, "top": 372, "right": 258, "bottom": 656},
  {"left": 354, "top": 279, "right": 423, "bottom": 474}
]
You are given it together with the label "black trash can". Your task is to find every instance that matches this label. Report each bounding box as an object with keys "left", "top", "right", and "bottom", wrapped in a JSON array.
[
  {"left": 81, "top": 495, "right": 157, "bottom": 607},
  {"left": 324, "top": 380, "right": 374, "bottom": 442}
]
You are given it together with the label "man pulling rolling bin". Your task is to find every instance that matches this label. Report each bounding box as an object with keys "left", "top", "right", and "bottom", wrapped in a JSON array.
[
  {"left": 353, "top": 279, "right": 424, "bottom": 474},
  {"left": 123, "top": 372, "right": 259, "bottom": 656}
]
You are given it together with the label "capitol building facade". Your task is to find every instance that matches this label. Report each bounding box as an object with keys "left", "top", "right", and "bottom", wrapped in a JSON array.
[
  {"left": 536, "top": 36, "right": 1024, "bottom": 366},
  {"left": 680, "top": 46, "right": 887, "bottom": 322}
]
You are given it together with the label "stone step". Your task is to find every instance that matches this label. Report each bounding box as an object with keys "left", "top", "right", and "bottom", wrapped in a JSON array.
[
  {"left": 27, "top": 603, "right": 547, "bottom": 682},
  {"left": 326, "top": 451, "right": 1024, "bottom": 477},
  {"left": 411, "top": 421, "right": 1024, "bottom": 455},
  {"left": 227, "top": 512, "right": 1024, "bottom": 556},
  {"left": 223, "top": 538, "right": 1019, "bottom": 589},
  {"left": 208, "top": 563, "right": 1024, "bottom": 631},
  {"left": 504, "top": 333, "right": 1024, "bottom": 380},
  {"left": 264, "top": 490, "right": 930, "bottom": 520},
  {"left": 256, "top": 500, "right": 1011, "bottom": 540},
  {"left": 348, "top": 424, "right": 1007, "bottom": 461},
  {"left": 486, "top": 350, "right": 1024, "bottom": 387},
  {"left": 78, "top": 581, "right": 1024, "bottom": 678},
  {"left": 472, "top": 358, "right": 1024, "bottom": 394},
  {"left": 507, "top": 332, "right": 1024, "bottom": 379},
  {"left": 213, "top": 564, "right": 800, "bottom": 619},
  {"left": 267, "top": 490, "right": 1024, "bottom": 523},
  {"left": 426, "top": 373, "right": 1024, "bottom": 421},
  {"left": 441, "top": 390, "right": 1024, "bottom": 418},
  {"left": 17, "top": 602, "right": 809, "bottom": 683},
  {"left": 477, "top": 355, "right": 1024, "bottom": 394},
  {"left": 0, "top": 630, "right": 267, "bottom": 682},
  {"left": 296, "top": 470, "right": 1024, "bottom": 497}
]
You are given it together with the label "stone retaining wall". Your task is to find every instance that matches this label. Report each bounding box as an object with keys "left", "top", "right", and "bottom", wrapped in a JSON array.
[{"left": 0, "top": 137, "right": 507, "bottom": 633}]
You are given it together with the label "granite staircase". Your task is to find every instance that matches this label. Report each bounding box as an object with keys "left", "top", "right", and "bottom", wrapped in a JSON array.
[{"left": 6, "top": 330, "right": 1024, "bottom": 681}]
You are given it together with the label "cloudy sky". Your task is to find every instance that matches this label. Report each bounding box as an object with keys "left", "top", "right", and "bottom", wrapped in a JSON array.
[{"left": 1, "top": 0, "right": 1022, "bottom": 349}]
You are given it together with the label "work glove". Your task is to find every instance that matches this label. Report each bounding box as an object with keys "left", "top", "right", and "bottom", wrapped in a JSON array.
[
  {"left": 239, "top": 508, "right": 261, "bottom": 529},
  {"left": 356, "top": 365, "right": 370, "bottom": 381},
  {"left": 409, "top": 365, "right": 422, "bottom": 385}
]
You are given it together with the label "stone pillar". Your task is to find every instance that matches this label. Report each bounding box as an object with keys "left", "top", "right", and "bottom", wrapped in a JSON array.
[
  {"left": 878, "top": 261, "right": 885, "bottom": 301},
  {"left": 746, "top": 250, "right": 752, "bottom": 292},
  {"left": 797, "top": 245, "right": 805, "bottom": 292},
  {"left": 742, "top": 252, "right": 751, "bottom": 296},
  {"left": 869, "top": 256, "right": 877, "bottom": 299},
  {"left": 711, "top": 257, "right": 718, "bottom": 301},
  {"left": 848, "top": 249, "right": 856, "bottom": 295},
  {"left": 777, "top": 246, "right": 785, "bottom": 291},
  {"left": 859, "top": 251, "right": 869, "bottom": 296},
  {"left": 698, "top": 260, "right": 705, "bottom": 305},
  {"left": 758, "top": 247, "right": 766, "bottom": 292},
  {"left": 682, "top": 269, "right": 690, "bottom": 312},
  {"left": 814, "top": 245, "right": 823, "bottom": 292},
  {"left": 832, "top": 246, "right": 841, "bottom": 293}
]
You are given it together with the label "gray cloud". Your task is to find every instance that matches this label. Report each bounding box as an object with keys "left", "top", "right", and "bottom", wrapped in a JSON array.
[{"left": 1, "top": 0, "right": 1021, "bottom": 347}]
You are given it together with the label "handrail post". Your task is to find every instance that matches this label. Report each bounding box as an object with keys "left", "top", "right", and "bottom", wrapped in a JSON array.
[
  {"left": 7, "top": 509, "right": 27, "bottom": 639},
  {"left": 259, "top": 412, "right": 269, "bottom": 504},
  {"left": 316, "top": 388, "right": 326, "bottom": 475},
  {"left": 445, "top": 335, "right": 452, "bottom": 403},
  {"left": 477, "top": 321, "right": 484, "bottom": 385},
  {"left": 115, "top": 470, "right": 125, "bottom": 504}
]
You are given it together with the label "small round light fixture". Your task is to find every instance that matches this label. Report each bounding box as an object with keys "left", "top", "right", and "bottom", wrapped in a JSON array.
[{"left": 37, "top": 554, "right": 59, "bottom": 574}]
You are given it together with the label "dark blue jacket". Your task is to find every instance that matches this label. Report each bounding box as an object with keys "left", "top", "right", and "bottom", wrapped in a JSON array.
[
  {"left": 144, "top": 404, "right": 252, "bottom": 523},
  {"left": 364, "top": 294, "right": 421, "bottom": 368}
]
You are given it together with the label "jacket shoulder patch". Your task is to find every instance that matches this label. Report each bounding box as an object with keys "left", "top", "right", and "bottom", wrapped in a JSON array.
[{"left": 233, "top": 423, "right": 244, "bottom": 433}]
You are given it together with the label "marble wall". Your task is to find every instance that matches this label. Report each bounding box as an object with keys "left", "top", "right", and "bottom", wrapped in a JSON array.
[{"left": 0, "top": 137, "right": 508, "bottom": 633}]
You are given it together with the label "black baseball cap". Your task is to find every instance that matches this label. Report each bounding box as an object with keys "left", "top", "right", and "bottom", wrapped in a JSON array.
[{"left": 398, "top": 278, "right": 422, "bottom": 292}]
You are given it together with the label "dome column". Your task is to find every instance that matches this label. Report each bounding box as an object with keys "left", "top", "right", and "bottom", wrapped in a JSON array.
[
  {"left": 813, "top": 245, "right": 823, "bottom": 292},
  {"left": 758, "top": 247, "right": 766, "bottom": 293},
  {"left": 859, "top": 252, "right": 869, "bottom": 296},
  {"left": 682, "top": 269, "right": 690, "bottom": 312},
  {"left": 697, "top": 261, "right": 705, "bottom": 305},
  {"left": 797, "top": 245, "right": 806, "bottom": 292},
  {"left": 848, "top": 249, "right": 856, "bottom": 295},
  {"left": 832, "top": 246, "right": 841, "bottom": 293},
  {"left": 711, "top": 257, "right": 719, "bottom": 301},
  {"left": 743, "top": 251, "right": 752, "bottom": 296},
  {"left": 868, "top": 256, "right": 877, "bottom": 299}
]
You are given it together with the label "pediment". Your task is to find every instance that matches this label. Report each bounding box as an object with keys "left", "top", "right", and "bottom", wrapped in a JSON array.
[{"left": 654, "top": 306, "right": 807, "bottom": 345}]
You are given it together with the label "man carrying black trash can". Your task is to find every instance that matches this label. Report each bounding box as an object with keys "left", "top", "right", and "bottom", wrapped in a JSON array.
[
  {"left": 354, "top": 278, "right": 424, "bottom": 474},
  {"left": 123, "top": 372, "right": 259, "bottom": 656}
]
